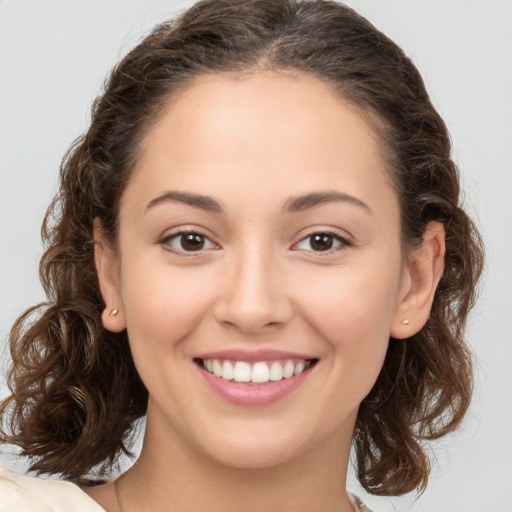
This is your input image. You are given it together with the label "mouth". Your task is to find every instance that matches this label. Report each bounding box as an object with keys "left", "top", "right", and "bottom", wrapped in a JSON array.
[
  {"left": 194, "top": 357, "right": 318, "bottom": 385},
  {"left": 193, "top": 349, "right": 319, "bottom": 406}
]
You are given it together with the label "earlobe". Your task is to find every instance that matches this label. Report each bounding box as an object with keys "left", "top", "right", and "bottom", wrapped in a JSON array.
[
  {"left": 391, "top": 221, "right": 445, "bottom": 339},
  {"left": 93, "top": 219, "right": 126, "bottom": 333}
]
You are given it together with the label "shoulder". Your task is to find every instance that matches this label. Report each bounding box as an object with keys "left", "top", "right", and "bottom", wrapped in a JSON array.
[{"left": 0, "top": 466, "right": 106, "bottom": 512}]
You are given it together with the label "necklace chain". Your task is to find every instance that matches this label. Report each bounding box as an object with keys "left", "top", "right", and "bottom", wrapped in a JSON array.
[{"left": 114, "top": 475, "right": 124, "bottom": 512}]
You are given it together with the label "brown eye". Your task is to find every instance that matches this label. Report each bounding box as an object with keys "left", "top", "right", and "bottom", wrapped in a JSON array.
[
  {"left": 310, "top": 233, "right": 335, "bottom": 251},
  {"left": 163, "top": 231, "right": 216, "bottom": 253},
  {"left": 294, "top": 231, "right": 351, "bottom": 253},
  {"left": 180, "top": 233, "right": 205, "bottom": 251}
]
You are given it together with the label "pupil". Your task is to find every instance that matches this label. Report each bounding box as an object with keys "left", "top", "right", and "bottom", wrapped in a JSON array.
[
  {"left": 311, "top": 234, "right": 333, "bottom": 251},
  {"left": 182, "top": 233, "right": 204, "bottom": 251}
]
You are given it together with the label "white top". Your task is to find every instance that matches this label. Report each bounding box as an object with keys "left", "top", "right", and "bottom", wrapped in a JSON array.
[
  {"left": 0, "top": 466, "right": 105, "bottom": 512},
  {"left": 0, "top": 466, "right": 374, "bottom": 511}
]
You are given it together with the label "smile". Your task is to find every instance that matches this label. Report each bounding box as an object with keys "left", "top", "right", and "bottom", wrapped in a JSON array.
[
  {"left": 194, "top": 353, "right": 319, "bottom": 407},
  {"left": 197, "top": 358, "right": 316, "bottom": 384}
]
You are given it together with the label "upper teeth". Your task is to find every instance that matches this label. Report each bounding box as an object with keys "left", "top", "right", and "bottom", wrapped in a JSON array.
[{"left": 202, "top": 359, "right": 311, "bottom": 384}]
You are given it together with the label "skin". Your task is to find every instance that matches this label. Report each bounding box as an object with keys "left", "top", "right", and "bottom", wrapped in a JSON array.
[{"left": 89, "top": 71, "right": 445, "bottom": 512}]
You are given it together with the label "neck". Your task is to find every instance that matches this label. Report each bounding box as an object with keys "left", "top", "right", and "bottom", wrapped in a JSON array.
[{"left": 120, "top": 404, "right": 355, "bottom": 512}]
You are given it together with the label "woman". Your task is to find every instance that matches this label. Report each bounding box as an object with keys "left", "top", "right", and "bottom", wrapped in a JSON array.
[{"left": 0, "top": 0, "right": 483, "bottom": 511}]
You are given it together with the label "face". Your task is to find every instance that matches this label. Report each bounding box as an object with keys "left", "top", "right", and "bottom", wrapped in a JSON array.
[{"left": 97, "top": 71, "right": 411, "bottom": 469}]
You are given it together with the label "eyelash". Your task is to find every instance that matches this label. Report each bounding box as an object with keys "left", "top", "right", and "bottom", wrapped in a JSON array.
[
  {"left": 159, "top": 229, "right": 352, "bottom": 255},
  {"left": 159, "top": 230, "right": 218, "bottom": 255},
  {"left": 292, "top": 230, "right": 352, "bottom": 255}
]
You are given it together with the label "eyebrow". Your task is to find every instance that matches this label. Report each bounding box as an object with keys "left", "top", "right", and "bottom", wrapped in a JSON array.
[
  {"left": 145, "top": 189, "right": 371, "bottom": 215},
  {"left": 285, "top": 191, "right": 372, "bottom": 214},
  {"left": 145, "top": 191, "right": 223, "bottom": 213}
]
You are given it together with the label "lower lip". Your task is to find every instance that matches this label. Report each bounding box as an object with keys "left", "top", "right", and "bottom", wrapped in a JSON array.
[{"left": 196, "top": 363, "right": 315, "bottom": 407}]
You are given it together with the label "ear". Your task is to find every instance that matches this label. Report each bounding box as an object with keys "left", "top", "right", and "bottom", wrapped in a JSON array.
[
  {"left": 93, "top": 218, "right": 126, "bottom": 333},
  {"left": 390, "top": 221, "right": 445, "bottom": 339}
]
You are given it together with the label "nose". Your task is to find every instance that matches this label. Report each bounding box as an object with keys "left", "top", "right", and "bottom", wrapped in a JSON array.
[{"left": 213, "top": 244, "right": 293, "bottom": 334}]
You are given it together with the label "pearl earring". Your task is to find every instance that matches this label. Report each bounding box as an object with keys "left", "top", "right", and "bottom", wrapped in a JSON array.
[
  {"left": 400, "top": 319, "right": 409, "bottom": 325},
  {"left": 109, "top": 309, "right": 119, "bottom": 317}
]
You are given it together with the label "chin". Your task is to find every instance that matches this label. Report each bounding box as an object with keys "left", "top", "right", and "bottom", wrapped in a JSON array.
[
  {"left": 193, "top": 422, "right": 317, "bottom": 470},
  {"left": 208, "top": 444, "right": 302, "bottom": 470}
]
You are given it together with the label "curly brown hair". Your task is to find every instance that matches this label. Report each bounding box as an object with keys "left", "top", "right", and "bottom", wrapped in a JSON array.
[{"left": 0, "top": 0, "right": 483, "bottom": 496}]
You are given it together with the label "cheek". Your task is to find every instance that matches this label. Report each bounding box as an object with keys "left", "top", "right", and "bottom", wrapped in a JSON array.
[
  {"left": 119, "top": 260, "right": 215, "bottom": 350},
  {"left": 295, "top": 258, "right": 401, "bottom": 388},
  {"left": 300, "top": 262, "right": 400, "bottom": 339}
]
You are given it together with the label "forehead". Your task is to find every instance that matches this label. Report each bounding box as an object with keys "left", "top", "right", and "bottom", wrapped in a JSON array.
[{"left": 125, "top": 71, "right": 398, "bottom": 221}]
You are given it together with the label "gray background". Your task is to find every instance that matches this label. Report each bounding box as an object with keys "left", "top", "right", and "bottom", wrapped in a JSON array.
[{"left": 1, "top": 1, "right": 511, "bottom": 510}]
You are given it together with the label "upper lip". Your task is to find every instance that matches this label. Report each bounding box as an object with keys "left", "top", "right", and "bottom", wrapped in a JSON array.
[{"left": 195, "top": 348, "right": 317, "bottom": 362}]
